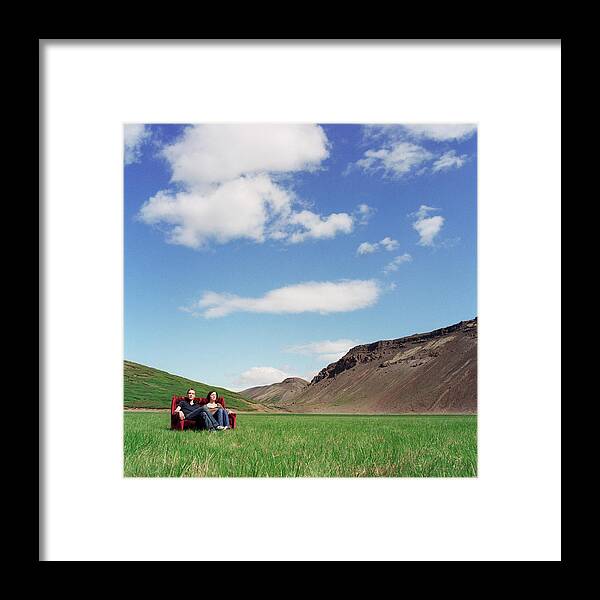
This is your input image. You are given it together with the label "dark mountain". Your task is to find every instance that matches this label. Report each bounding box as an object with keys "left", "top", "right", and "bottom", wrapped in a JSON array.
[
  {"left": 241, "top": 377, "right": 309, "bottom": 405},
  {"left": 254, "top": 319, "right": 477, "bottom": 414}
]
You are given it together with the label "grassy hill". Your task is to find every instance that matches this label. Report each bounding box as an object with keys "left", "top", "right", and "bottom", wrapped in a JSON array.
[{"left": 124, "top": 360, "right": 259, "bottom": 411}]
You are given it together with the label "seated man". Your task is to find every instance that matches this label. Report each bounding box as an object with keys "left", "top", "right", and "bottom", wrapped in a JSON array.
[{"left": 174, "top": 388, "right": 226, "bottom": 431}]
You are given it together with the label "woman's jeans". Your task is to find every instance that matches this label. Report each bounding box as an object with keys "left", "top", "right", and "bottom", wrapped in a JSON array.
[{"left": 213, "top": 407, "right": 230, "bottom": 428}]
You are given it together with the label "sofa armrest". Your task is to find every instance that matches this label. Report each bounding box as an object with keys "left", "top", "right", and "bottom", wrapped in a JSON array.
[{"left": 228, "top": 412, "right": 237, "bottom": 429}]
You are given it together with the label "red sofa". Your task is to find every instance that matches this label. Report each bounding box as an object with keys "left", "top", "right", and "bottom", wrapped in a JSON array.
[{"left": 170, "top": 395, "right": 237, "bottom": 431}]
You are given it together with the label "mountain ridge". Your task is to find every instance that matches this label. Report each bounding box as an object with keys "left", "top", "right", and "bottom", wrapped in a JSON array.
[
  {"left": 241, "top": 318, "right": 477, "bottom": 414},
  {"left": 241, "top": 377, "right": 309, "bottom": 405}
]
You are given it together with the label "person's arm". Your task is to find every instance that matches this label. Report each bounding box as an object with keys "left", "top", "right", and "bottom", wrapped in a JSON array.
[{"left": 174, "top": 405, "right": 185, "bottom": 420}]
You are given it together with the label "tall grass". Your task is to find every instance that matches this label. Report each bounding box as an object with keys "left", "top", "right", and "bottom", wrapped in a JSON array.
[{"left": 124, "top": 413, "right": 477, "bottom": 477}]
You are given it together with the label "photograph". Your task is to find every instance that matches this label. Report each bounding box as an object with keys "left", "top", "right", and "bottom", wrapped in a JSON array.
[
  {"left": 42, "top": 39, "right": 561, "bottom": 561},
  {"left": 124, "top": 123, "right": 478, "bottom": 477}
]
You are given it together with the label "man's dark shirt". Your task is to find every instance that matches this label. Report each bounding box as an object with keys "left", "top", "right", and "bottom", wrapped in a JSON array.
[{"left": 178, "top": 399, "right": 206, "bottom": 418}]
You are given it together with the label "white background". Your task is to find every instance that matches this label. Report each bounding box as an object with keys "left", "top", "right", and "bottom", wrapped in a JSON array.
[{"left": 41, "top": 40, "right": 561, "bottom": 561}]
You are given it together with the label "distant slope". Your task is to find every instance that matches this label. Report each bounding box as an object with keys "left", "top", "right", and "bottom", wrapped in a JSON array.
[
  {"left": 268, "top": 319, "right": 477, "bottom": 414},
  {"left": 241, "top": 377, "right": 309, "bottom": 405},
  {"left": 124, "top": 360, "right": 259, "bottom": 411}
]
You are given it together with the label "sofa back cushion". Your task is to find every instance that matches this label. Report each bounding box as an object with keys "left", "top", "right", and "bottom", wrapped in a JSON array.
[{"left": 171, "top": 395, "right": 226, "bottom": 414}]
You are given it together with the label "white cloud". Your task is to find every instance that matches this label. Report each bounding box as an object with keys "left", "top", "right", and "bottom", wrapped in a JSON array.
[
  {"left": 383, "top": 253, "right": 413, "bottom": 274},
  {"left": 380, "top": 237, "right": 399, "bottom": 251},
  {"left": 355, "top": 203, "right": 375, "bottom": 224},
  {"left": 286, "top": 339, "right": 360, "bottom": 364},
  {"left": 412, "top": 205, "right": 445, "bottom": 246},
  {"left": 234, "top": 366, "right": 298, "bottom": 389},
  {"left": 402, "top": 124, "right": 477, "bottom": 142},
  {"left": 414, "top": 217, "right": 444, "bottom": 246},
  {"left": 138, "top": 124, "right": 355, "bottom": 248},
  {"left": 432, "top": 150, "right": 468, "bottom": 172},
  {"left": 287, "top": 210, "right": 354, "bottom": 243},
  {"left": 350, "top": 124, "right": 474, "bottom": 179},
  {"left": 183, "top": 279, "right": 381, "bottom": 319},
  {"left": 357, "top": 242, "right": 378, "bottom": 255},
  {"left": 356, "top": 237, "right": 399, "bottom": 255},
  {"left": 162, "top": 123, "right": 329, "bottom": 186},
  {"left": 354, "top": 142, "right": 433, "bottom": 179},
  {"left": 124, "top": 124, "right": 151, "bottom": 165},
  {"left": 361, "top": 124, "right": 400, "bottom": 142},
  {"left": 138, "top": 175, "right": 293, "bottom": 248},
  {"left": 414, "top": 205, "right": 438, "bottom": 220}
]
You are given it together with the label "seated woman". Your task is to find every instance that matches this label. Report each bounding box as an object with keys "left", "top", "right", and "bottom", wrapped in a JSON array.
[
  {"left": 205, "top": 390, "right": 231, "bottom": 430},
  {"left": 174, "top": 388, "right": 226, "bottom": 431}
]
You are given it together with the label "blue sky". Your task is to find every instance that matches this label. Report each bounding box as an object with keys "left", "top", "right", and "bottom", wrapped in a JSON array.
[{"left": 125, "top": 124, "right": 477, "bottom": 390}]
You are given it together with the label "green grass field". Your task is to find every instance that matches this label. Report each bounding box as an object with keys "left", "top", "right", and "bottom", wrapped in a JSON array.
[
  {"left": 124, "top": 412, "right": 477, "bottom": 477},
  {"left": 124, "top": 360, "right": 258, "bottom": 411}
]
